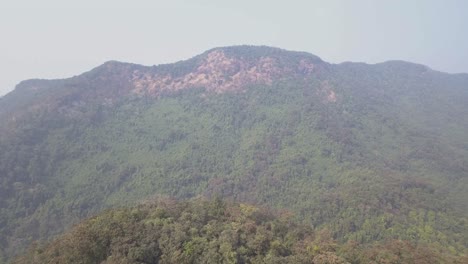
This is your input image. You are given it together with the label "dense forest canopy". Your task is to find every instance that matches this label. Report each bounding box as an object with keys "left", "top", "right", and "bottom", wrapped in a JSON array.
[
  {"left": 13, "top": 198, "right": 468, "bottom": 264},
  {"left": 0, "top": 46, "right": 467, "bottom": 263}
]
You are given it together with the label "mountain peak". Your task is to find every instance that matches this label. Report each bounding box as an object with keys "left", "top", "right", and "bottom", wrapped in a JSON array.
[
  {"left": 1, "top": 46, "right": 328, "bottom": 119},
  {"left": 204, "top": 45, "right": 324, "bottom": 63},
  {"left": 131, "top": 46, "right": 324, "bottom": 95}
]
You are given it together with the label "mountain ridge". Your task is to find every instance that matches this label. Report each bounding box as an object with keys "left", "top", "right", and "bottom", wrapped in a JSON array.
[
  {"left": 3, "top": 45, "right": 465, "bottom": 126},
  {"left": 9, "top": 45, "right": 468, "bottom": 97}
]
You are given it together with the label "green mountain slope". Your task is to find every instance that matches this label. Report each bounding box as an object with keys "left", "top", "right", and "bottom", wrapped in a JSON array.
[{"left": 0, "top": 46, "right": 467, "bottom": 262}]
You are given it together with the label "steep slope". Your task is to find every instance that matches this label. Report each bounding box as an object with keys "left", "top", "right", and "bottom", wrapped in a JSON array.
[{"left": 0, "top": 46, "right": 467, "bottom": 262}]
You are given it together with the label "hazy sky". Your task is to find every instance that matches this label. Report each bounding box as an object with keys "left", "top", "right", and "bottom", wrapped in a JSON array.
[{"left": 1, "top": 0, "right": 467, "bottom": 96}]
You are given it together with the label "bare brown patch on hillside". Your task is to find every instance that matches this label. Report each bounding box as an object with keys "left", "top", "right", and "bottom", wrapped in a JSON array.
[
  {"left": 131, "top": 50, "right": 316, "bottom": 96},
  {"left": 317, "top": 81, "right": 337, "bottom": 103}
]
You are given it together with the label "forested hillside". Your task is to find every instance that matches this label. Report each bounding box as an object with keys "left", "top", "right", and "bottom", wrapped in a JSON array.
[
  {"left": 0, "top": 46, "right": 467, "bottom": 262},
  {"left": 13, "top": 199, "right": 468, "bottom": 264}
]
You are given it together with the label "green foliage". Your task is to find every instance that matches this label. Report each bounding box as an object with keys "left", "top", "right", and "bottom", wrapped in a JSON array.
[
  {"left": 13, "top": 199, "right": 466, "bottom": 264},
  {"left": 1, "top": 46, "right": 467, "bottom": 262}
]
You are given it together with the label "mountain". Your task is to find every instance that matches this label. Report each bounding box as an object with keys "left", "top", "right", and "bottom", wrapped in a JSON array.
[{"left": 0, "top": 46, "right": 467, "bottom": 262}]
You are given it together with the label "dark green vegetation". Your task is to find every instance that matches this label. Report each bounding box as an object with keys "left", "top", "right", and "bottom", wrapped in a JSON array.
[
  {"left": 13, "top": 199, "right": 468, "bottom": 263},
  {"left": 0, "top": 46, "right": 467, "bottom": 262}
]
